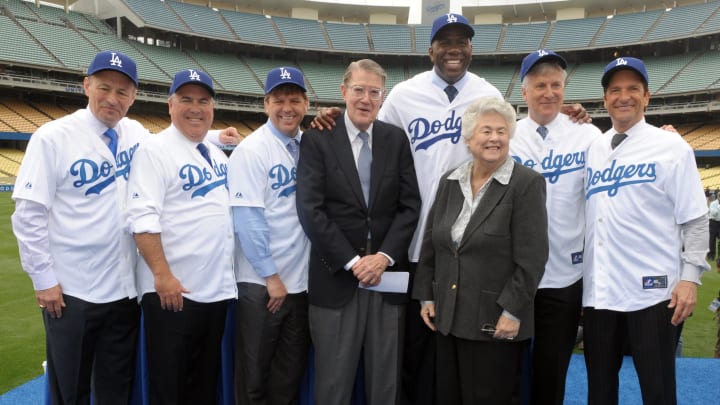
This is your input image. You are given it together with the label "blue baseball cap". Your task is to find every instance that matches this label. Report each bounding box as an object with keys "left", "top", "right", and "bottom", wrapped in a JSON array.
[
  {"left": 520, "top": 49, "right": 567, "bottom": 81},
  {"left": 169, "top": 69, "right": 215, "bottom": 97},
  {"left": 264, "top": 66, "right": 307, "bottom": 94},
  {"left": 601, "top": 57, "right": 649, "bottom": 88},
  {"left": 87, "top": 50, "right": 138, "bottom": 87},
  {"left": 430, "top": 13, "right": 474, "bottom": 43}
]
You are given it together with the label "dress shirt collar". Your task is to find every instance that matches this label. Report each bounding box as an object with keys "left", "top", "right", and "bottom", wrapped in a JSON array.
[
  {"left": 431, "top": 68, "right": 470, "bottom": 95},
  {"left": 611, "top": 118, "right": 647, "bottom": 139},
  {"left": 82, "top": 107, "right": 118, "bottom": 140},
  {"left": 447, "top": 156, "right": 514, "bottom": 186},
  {"left": 266, "top": 119, "right": 302, "bottom": 145},
  {"left": 343, "top": 111, "right": 374, "bottom": 145}
]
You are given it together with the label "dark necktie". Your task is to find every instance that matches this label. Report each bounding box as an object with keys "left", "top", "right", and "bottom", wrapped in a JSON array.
[
  {"left": 611, "top": 133, "right": 627, "bottom": 150},
  {"left": 104, "top": 128, "right": 118, "bottom": 157},
  {"left": 537, "top": 125, "right": 548, "bottom": 140},
  {"left": 444, "top": 85, "right": 458, "bottom": 103},
  {"left": 357, "top": 131, "right": 372, "bottom": 205},
  {"left": 286, "top": 138, "right": 299, "bottom": 164},
  {"left": 197, "top": 143, "right": 212, "bottom": 166}
]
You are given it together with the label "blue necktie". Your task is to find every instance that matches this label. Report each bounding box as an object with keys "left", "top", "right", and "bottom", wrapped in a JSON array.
[
  {"left": 444, "top": 85, "right": 458, "bottom": 103},
  {"left": 104, "top": 128, "right": 118, "bottom": 157},
  {"left": 286, "top": 138, "right": 299, "bottom": 164},
  {"left": 357, "top": 131, "right": 372, "bottom": 205},
  {"left": 197, "top": 143, "right": 212, "bottom": 166},
  {"left": 537, "top": 125, "right": 548, "bottom": 140}
]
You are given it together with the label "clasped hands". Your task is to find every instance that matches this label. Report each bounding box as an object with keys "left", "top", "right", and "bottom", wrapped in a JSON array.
[{"left": 352, "top": 254, "right": 389, "bottom": 288}]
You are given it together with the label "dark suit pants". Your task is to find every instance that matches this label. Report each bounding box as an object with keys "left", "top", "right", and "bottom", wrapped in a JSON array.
[
  {"left": 530, "top": 279, "right": 582, "bottom": 405},
  {"left": 44, "top": 294, "right": 139, "bottom": 405},
  {"left": 583, "top": 300, "right": 678, "bottom": 405},
  {"left": 436, "top": 332, "right": 526, "bottom": 405},
  {"left": 309, "top": 288, "right": 404, "bottom": 405},
  {"left": 234, "top": 282, "right": 310, "bottom": 405},
  {"left": 142, "top": 293, "right": 228, "bottom": 405}
]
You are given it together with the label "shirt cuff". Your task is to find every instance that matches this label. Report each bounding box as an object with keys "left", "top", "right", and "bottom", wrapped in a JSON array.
[
  {"left": 378, "top": 251, "right": 395, "bottom": 266},
  {"left": 29, "top": 271, "right": 59, "bottom": 291},
  {"left": 680, "top": 263, "right": 704, "bottom": 285},
  {"left": 345, "top": 255, "right": 360, "bottom": 271},
  {"left": 501, "top": 310, "right": 520, "bottom": 322}
]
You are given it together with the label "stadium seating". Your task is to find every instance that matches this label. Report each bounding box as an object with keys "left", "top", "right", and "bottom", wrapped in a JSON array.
[
  {"left": 594, "top": 10, "right": 663, "bottom": 46},
  {"left": 218, "top": 9, "right": 281, "bottom": 45},
  {"left": 368, "top": 24, "right": 413, "bottom": 54},
  {"left": 165, "top": 0, "right": 236, "bottom": 41},
  {"left": 645, "top": 2, "right": 720, "bottom": 41},
  {"left": 324, "top": 21, "right": 370, "bottom": 52},
  {"left": 499, "top": 22, "right": 549, "bottom": 53},
  {"left": 273, "top": 17, "right": 329, "bottom": 50},
  {"left": 545, "top": 17, "right": 606, "bottom": 50}
]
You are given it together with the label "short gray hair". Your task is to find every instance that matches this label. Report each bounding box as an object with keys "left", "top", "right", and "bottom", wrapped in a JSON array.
[
  {"left": 520, "top": 61, "right": 567, "bottom": 90},
  {"left": 343, "top": 59, "right": 386, "bottom": 86},
  {"left": 461, "top": 97, "right": 516, "bottom": 140}
]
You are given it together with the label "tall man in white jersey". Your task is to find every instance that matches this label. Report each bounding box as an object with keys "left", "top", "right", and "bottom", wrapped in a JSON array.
[
  {"left": 228, "top": 67, "right": 311, "bottom": 405},
  {"left": 510, "top": 50, "right": 601, "bottom": 404},
  {"left": 126, "top": 69, "right": 237, "bottom": 404},
  {"left": 583, "top": 57, "right": 708, "bottom": 404}
]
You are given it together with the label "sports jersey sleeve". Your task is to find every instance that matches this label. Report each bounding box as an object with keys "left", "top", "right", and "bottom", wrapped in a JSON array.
[
  {"left": 668, "top": 145, "right": 708, "bottom": 224},
  {"left": 233, "top": 207, "right": 277, "bottom": 278},
  {"left": 227, "top": 144, "right": 266, "bottom": 208},
  {"left": 11, "top": 199, "right": 57, "bottom": 290},
  {"left": 126, "top": 144, "right": 167, "bottom": 234},
  {"left": 12, "top": 130, "right": 57, "bottom": 208}
]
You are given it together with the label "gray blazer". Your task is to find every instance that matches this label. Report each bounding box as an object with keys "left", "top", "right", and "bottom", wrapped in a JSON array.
[{"left": 412, "top": 162, "right": 549, "bottom": 341}]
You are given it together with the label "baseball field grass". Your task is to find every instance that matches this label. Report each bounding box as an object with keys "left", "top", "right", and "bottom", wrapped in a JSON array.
[{"left": 0, "top": 191, "right": 718, "bottom": 394}]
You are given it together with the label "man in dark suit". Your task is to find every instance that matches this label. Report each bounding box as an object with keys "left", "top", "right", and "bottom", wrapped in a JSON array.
[{"left": 296, "top": 58, "right": 421, "bottom": 405}]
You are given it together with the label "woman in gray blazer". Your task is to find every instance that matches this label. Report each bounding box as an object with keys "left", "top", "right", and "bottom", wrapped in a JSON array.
[{"left": 412, "top": 96, "right": 549, "bottom": 404}]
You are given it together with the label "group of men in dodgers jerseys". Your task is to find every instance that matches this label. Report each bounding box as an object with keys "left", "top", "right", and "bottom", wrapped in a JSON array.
[{"left": 11, "top": 12, "right": 708, "bottom": 405}]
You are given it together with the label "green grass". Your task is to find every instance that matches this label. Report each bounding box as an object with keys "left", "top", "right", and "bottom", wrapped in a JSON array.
[
  {"left": 0, "top": 192, "right": 45, "bottom": 394},
  {"left": 0, "top": 190, "right": 719, "bottom": 394}
]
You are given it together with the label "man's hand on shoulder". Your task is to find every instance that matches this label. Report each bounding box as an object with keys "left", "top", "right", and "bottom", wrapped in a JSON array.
[
  {"left": 218, "top": 127, "right": 242, "bottom": 145},
  {"left": 561, "top": 103, "right": 592, "bottom": 124},
  {"left": 310, "top": 107, "right": 342, "bottom": 130}
]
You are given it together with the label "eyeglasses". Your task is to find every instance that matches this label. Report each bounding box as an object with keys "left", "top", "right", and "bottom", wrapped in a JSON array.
[{"left": 348, "top": 85, "right": 384, "bottom": 101}]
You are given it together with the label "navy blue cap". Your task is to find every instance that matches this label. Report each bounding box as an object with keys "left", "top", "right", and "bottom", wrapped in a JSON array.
[
  {"left": 264, "top": 67, "right": 307, "bottom": 94},
  {"left": 601, "top": 57, "right": 649, "bottom": 88},
  {"left": 520, "top": 49, "right": 567, "bottom": 81},
  {"left": 430, "top": 13, "right": 474, "bottom": 43},
  {"left": 87, "top": 50, "right": 138, "bottom": 87},
  {"left": 169, "top": 69, "right": 215, "bottom": 97}
]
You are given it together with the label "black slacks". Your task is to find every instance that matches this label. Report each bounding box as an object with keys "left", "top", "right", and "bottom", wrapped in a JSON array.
[
  {"left": 436, "top": 332, "right": 526, "bottom": 405},
  {"left": 530, "top": 279, "right": 583, "bottom": 405},
  {"left": 142, "top": 293, "right": 228, "bottom": 405},
  {"left": 709, "top": 219, "right": 720, "bottom": 259},
  {"left": 583, "top": 300, "right": 678, "bottom": 405},
  {"left": 44, "top": 294, "right": 139, "bottom": 405},
  {"left": 234, "top": 282, "right": 310, "bottom": 405}
]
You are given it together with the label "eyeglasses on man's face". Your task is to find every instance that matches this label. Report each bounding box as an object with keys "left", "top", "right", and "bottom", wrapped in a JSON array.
[{"left": 348, "top": 85, "right": 384, "bottom": 101}]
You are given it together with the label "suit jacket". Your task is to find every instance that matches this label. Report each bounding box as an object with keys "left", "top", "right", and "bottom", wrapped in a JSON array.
[
  {"left": 412, "top": 161, "right": 548, "bottom": 341},
  {"left": 297, "top": 118, "right": 421, "bottom": 308}
]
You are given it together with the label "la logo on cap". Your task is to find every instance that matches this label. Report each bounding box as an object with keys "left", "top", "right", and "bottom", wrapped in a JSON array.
[
  {"left": 616, "top": 58, "right": 628, "bottom": 66},
  {"left": 280, "top": 67, "right": 292, "bottom": 80},
  {"left": 446, "top": 13, "right": 457, "bottom": 23},
  {"left": 537, "top": 49, "right": 549, "bottom": 57},
  {"left": 109, "top": 52, "right": 123, "bottom": 68},
  {"left": 188, "top": 69, "right": 201, "bottom": 81}
]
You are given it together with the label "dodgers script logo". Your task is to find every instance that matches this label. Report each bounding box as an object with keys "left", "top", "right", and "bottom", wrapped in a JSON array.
[
  {"left": 513, "top": 149, "right": 585, "bottom": 183},
  {"left": 269, "top": 164, "right": 296, "bottom": 197},
  {"left": 70, "top": 143, "right": 139, "bottom": 195},
  {"left": 109, "top": 52, "right": 123, "bottom": 67},
  {"left": 179, "top": 160, "right": 228, "bottom": 198},
  {"left": 585, "top": 159, "right": 656, "bottom": 199},
  {"left": 408, "top": 110, "right": 462, "bottom": 151}
]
